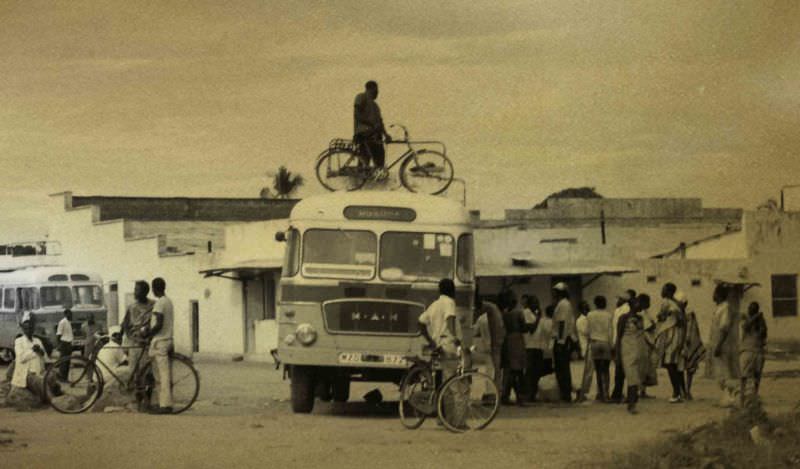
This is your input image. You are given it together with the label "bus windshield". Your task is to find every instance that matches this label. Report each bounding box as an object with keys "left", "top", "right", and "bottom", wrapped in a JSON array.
[
  {"left": 40, "top": 286, "right": 72, "bottom": 308},
  {"left": 302, "top": 229, "right": 376, "bottom": 279},
  {"left": 380, "top": 232, "right": 454, "bottom": 283},
  {"left": 73, "top": 285, "right": 104, "bottom": 306}
]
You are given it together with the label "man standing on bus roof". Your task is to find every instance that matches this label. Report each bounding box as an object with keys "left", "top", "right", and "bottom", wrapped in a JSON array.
[
  {"left": 56, "top": 308, "right": 74, "bottom": 381},
  {"left": 147, "top": 277, "right": 174, "bottom": 414},
  {"left": 354, "top": 80, "right": 392, "bottom": 178}
]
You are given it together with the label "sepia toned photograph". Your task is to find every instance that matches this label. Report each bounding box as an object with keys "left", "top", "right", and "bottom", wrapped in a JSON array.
[{"left": 1, "top": 1, "right": 799, "bottom": 468}]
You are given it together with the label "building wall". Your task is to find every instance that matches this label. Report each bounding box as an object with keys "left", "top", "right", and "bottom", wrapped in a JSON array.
[
  {"left": 46, "top": 196, "right": 250, "bottom": 356},
  {"left": 70, "top": 194, "right": 297, "bottom": 222},
  {"left": 476, "top": 224, "right": 735, "bottom": 265},
  {"left": 124, "top": 221, "right": 229, "bottom": 253},
  {"left": 505, "top": 197, "right": 741, "bottom": 225}
]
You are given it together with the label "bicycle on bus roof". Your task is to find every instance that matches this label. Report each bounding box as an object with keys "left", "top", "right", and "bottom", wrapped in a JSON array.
[{"left": 315, "top": 123, "right": 455, "bottom": 195}]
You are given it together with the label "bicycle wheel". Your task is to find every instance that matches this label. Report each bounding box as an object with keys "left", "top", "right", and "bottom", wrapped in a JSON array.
[
  {"left": 315, "top": 149, "right": 369, "bottom": 192},
  {"left": 140, "top": 353, "right": 200, "bottom": 414},
  {"left": 45, "top": 356, "right": 103, "bottom": 414},
  {"left": 399, "top": 149, "right": 454, "bottom": 195},
  {"left": 398, "top": 366, "right": 435, "bottom": 429},
  {"left": 436, "top": 371, "right": 499, "bottom": 433}
]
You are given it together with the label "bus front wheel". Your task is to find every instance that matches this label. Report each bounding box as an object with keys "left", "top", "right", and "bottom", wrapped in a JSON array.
[{"left": 290, "top": 365, "right": 315, "bottom": 413}]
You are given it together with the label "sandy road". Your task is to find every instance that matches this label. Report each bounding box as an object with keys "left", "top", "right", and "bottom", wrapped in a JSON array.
[{"left": 1, "top": 359, "right": 798, "bottom": 469}]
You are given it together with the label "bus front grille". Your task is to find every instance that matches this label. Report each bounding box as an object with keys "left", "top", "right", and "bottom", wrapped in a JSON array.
[{"left": 323, "top": 300, "right": 424, "bottom": 335}]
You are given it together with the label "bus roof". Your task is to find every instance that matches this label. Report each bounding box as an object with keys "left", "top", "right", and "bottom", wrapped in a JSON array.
[
  {"left": 0, "top": 266, "right": 103, "bottom": 285},
  {"left": 290, "top": 191, "right": 471, "bottom": 225}
]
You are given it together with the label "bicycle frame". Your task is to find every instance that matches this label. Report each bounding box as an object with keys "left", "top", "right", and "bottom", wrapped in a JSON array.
[
  {"left": 89, "top": 339, "right": 151, "bottom": 391},
  {"left": 319, "top": 123, "right": 447, "bottom": 170}
]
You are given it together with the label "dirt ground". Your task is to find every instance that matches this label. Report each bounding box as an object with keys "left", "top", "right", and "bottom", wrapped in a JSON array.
[{"left": 1, "top": 359, "right": 799, "bottom": 469}]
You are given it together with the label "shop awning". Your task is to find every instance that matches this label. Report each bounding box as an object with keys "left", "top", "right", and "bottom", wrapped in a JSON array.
[
  {"left": 476, "top": 263, "right": 639, "bottom": 278},
  {"left": 714, "top": 278, "right": 761, "bottom": 292},
  {"left": 200, "top": 258, "right": 283, "bottom": 279}
]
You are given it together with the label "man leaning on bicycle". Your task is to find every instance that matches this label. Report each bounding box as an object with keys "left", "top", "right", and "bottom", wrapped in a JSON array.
[
  {"left": 353, "top": 80, "right": 392, "bottom": 178},
  {"left": 418, "top": 278, "right": 462, "bottom": 379}
]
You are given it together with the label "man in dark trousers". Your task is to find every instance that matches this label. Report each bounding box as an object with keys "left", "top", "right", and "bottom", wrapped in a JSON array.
[
  {"left": 56, "top": 308, "right": 74, "bottom": 380},
  {"left": 354, "top": 80, "right": 392, "bottom": 178},
  {"left": 551, "top": 282, "right": 577, "bottom": 403}
]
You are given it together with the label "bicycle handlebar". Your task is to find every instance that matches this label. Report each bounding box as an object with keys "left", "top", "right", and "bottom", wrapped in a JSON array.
[
  {"left": 388, "top": 123, "right": 410, "bottom": 141},
  {"left": 385, "top": 123, "right": 447, "bottom": 156}
]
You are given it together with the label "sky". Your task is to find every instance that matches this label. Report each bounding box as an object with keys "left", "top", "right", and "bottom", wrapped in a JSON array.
[{"left": 2, "top": 1, "right": 800, "bottom": 241}]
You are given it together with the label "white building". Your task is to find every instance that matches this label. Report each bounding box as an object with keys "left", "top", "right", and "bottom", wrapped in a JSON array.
[{"left": 46, "top": 192, "right": 294, "bottom": 358}]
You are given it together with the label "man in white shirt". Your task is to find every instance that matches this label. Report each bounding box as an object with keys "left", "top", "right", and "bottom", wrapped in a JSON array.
[
  {"left": 96, "top": 326, "right": 130, "bottom": 388},
  {"left": 147, "top": 277, "right": 175, "bottom": 414},
  {"left": 551, "top": 282, "right": 577, "bottom": 403},
  {"left": 418, "top": 278, "right": 464, "bottom": 428},
  {"left": 419, "top": 279, "right": 461, "bottom": 367},
  {"left": 11, "top": 312, "right": 56, "bottom": 404},
  {"left": 610, "top": 289, "right": 636, "bottom": 402},
  {"left": 56, "top": 308, "right": 74, "bottom": 381}
]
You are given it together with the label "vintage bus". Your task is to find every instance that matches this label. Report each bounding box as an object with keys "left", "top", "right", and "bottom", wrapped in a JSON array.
[
  {"left": 276, "top": 191, "right": 475, "bottom": 413},
  {"left": 0, "top": 266, "right": 107, "bottom": 363}
]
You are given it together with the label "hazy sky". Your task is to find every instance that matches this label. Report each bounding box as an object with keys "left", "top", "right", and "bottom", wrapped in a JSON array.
[{"left": 2, "top": 1, "right": 799, "bottom": 241}]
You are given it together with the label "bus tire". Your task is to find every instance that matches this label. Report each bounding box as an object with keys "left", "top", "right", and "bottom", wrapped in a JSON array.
[
  {"left": 332, "top": 375, "right": 350, "bottom": 403},
  {"left": 0, "top": 347, "right": 14, "bottom": 365},
  {"left": 290, "top": 365, "right": 315, "bottom": 413}
]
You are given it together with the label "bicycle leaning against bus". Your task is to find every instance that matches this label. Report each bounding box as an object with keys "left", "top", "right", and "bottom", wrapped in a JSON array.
[{"left": 398, "top": 345, "right": 500, "bottom": 433}]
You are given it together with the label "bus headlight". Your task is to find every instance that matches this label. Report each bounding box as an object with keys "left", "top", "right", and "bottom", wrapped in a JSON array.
[{"left": 295, "top": 324, "right": 317, "bottom": 346}]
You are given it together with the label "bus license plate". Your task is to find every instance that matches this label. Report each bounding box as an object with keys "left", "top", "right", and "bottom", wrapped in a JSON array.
[{"left": 338, "top": 352, "right": 406, "bottom": 366}]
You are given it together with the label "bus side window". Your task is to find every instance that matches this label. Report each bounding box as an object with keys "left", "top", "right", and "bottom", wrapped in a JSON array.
[
  {"left": 3, "top": 288, "right": 15, "bottom": 311},
  {"left": 19, "top": 288, "right": 40, "bottom": 311}
]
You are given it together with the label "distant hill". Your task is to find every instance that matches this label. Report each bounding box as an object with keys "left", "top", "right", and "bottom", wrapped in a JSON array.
[{"left": 534, "top": 187, "right": 604, "bottom": 209}]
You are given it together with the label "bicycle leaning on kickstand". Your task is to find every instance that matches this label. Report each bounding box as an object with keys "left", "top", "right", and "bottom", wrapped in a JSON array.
[
  {"left": 398, "top": 345, "right": 500, "bottom": 433},
  {"left": 44, "top": 334, "right": 200, "bottom": 414},
  {"left": 315, "top": 123, "right": 455, "bottom": 195}
]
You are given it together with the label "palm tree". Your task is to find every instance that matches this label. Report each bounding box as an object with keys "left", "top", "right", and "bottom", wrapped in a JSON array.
[{"left": 262, "top": 166, "right": 304, "bottom": 199}]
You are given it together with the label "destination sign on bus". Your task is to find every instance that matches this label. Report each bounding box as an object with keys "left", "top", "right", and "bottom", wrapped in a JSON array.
[{"left": 343, "top": 206, "right": 416, "bottom": 222}]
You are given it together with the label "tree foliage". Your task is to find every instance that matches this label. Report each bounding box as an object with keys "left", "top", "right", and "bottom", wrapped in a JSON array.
[
  {"left": 534, "top": 187, "right": 603, "bottom": 209},
  {"left": 261, "top": 166, "right": 304, "bottom": 199}
]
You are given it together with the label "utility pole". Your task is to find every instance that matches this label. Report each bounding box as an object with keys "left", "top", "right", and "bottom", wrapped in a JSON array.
[{"left": 780, "top": 184, "right": 800, "bottom": 211}]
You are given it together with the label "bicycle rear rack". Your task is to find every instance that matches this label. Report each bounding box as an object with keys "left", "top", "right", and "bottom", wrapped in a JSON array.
[{"left": 328, "top": 138, "right": 356, "bottom": 153}]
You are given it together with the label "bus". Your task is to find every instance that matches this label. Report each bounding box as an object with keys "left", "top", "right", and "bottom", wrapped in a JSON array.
[
  {"left": 275, "top": 191, "right": 475, "bottom": 413},
  {"left": 0, "top": 266, "right": 107, "bottom": 364}
]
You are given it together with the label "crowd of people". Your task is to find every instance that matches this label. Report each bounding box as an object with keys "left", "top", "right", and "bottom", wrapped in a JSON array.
[
  {"left": 471, "top": 281, "right": 769, "bottom": 414},
  {"left": 3, "top": 277, "right": 175, "bottom": 414}
]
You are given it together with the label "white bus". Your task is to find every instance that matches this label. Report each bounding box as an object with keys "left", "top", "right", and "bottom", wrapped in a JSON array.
[
  {"left": 276, "top": 191, "right": 475, "bottom": 413},
  {"left": 0, "top": 266, "right": 107, "bottom": 363}
]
